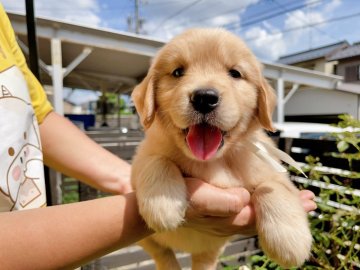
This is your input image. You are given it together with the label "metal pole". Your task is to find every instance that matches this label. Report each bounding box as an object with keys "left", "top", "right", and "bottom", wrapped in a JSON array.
[
  {"left": 25, "top": 0, "right": 40, "bottom": 79},
  {"left": 135, "top": 0, "right": 140, "bottom": 34},
  {"left": 25, "top": 0, "right": 52, "bottom": 206}
]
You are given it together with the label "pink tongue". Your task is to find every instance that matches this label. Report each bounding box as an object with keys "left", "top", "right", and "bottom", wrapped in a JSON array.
[{"left": 186, "top": 124, "right": 223, "bottom": 160}]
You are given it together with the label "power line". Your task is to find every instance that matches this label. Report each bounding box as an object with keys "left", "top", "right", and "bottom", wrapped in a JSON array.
[
  {"left": 173, "top": 3, "right": 248, "bottom": 25},
  {"left": 150, "top": 1, "right": 255, "bottom": 33},
  {"left": 271, "top": 0, "right": 342, "bottom": 44},
  {"left": 150, "top": 0, "right": 299, "bottom": 32},
  {"left": 145, "top": 0, "right": 199, "bottom": 6},
  {"left": 223, "top": 0, "right": 324, "bottom": 31},
  {"left": 243, "top": 10, "right": 360, "bottom": 43},
  {"left": 158, "top": 0, "right": 299, "bottom": 27},
  {"left": 150, "top": 0, "right": 203, "bottom": 33}
]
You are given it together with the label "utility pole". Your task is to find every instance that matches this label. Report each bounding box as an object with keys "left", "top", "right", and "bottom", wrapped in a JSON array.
[
  {"left": 127, "top": 0, "right": 145, "bottom": 34},
  {"left": 135, "top": 0, "right": 140, "bottom": 34}
]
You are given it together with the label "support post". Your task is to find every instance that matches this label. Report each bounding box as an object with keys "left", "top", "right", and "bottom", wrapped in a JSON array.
[
  {"left": 63, "top": 47, "right": 93, "bottom": 78},
  {"left": 50, "top": 37, "right": 64, "bottom": 204},
  {"left": 284, "top": 83, "right": 299, "bottom": 105},
  {"left": 51, "top": 38, "right": 64, "bottom": 115},
  {"left": 276, "top": 77, "right": 285, "bottom": 124}
]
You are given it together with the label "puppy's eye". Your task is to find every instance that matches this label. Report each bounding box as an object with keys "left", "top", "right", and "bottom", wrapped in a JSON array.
[
  {"left": 172, "top": 67, "right": 184, "bottom": 78},
  {"left": 229, "top": 69, "right": 242, "bottom": 79}
]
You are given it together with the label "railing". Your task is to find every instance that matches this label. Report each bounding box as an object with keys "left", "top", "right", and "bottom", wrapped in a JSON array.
[{"left": 277, "top": 137, "right": 359, "bottom": 269}]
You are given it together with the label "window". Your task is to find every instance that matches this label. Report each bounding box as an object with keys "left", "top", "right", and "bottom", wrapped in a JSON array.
[{"left": 344, "top": 65, "right": 360, "bottom": 82}]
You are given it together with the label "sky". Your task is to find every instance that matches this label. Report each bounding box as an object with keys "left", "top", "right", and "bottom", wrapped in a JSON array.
[
  {"left": 3, "top": 0, "right": 360, "bottom": 61},
  {"left": 2, "top": 0, "right": 360, "bottom": 104}
]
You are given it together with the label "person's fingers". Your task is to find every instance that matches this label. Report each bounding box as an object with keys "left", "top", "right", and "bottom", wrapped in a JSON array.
[
  {"left": 184, "top": 204, "right": 257, "bottom": 237},
  {"left": 120, "top": 183, "right": 133, "bottom": 194},
  {"left": 303, "top": 199, "right": 317, "bottom": 212},
  {"left": 299, "top": 190, "right": 317, "bottom": 212},
  {"left": 185, "top": 178, "right": 250, "bottom": 217},
  {"left": 184, "top": 184, "right": 316, "bottom": 237},
  {"left": 229, "top": 204, "right": 256, "bottom": 230},
  {"left": 299, "top": 189, "right": 315, "bottom": 200}
]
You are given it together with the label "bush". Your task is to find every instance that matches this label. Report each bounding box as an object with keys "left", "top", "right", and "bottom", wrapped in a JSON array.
[{"left": 249, "top": 115, "right": 360, "bottom": 270}]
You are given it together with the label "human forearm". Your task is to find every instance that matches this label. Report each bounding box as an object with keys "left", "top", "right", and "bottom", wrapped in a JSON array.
[
  {"left": 39, "top": 112, "right": 132, "bottom": 194},
  {"left": 0, "top": 193, "right": 151, "bottom": 270}
]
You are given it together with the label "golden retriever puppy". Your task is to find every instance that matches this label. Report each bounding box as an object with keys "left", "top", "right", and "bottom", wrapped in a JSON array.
[{"left": 131, "top": 28, "right": 312, "bottom": 270}]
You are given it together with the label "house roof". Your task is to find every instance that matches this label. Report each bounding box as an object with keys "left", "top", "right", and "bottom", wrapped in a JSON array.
[
  {"left": 327, "top": 43, "right": 360, "bottom": 61},
  {"left": 277, "top": 41, "right": 349, "bottom": 65}
]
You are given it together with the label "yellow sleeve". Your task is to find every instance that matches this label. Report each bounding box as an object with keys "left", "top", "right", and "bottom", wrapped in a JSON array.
[{"left": 1, "top": 4, "right": 53, "bottom": 124}]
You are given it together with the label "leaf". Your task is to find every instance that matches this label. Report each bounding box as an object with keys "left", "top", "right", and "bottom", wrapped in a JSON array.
[
  {"left": 323, "top": 235, "right": 330, "bottom": 248},
  {"left": 337, "top": 141, "right": 349, "bottom": 152},
  {"left": 322, "top": 175, "right": 330, "bottom": 183},
  {"left": 250, "top": 255, "right": 263, "bottom": 263},
  {"left": 269, "top": 261, "right": 278, "bottom": 268}
]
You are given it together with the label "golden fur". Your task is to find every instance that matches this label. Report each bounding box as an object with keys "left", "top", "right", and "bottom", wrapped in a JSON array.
[{"left": 131, "top": 28, "right": 312, "bottom": 270}]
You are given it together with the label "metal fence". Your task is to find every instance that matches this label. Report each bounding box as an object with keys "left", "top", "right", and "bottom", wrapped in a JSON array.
[{"left": 59, "top": 132, "right": 359, "bottom": 269}]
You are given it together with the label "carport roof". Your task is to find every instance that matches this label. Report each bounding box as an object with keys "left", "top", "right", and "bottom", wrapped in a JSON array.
[{"left": 8, "top": 11, "right": 165, "bottom": 92}]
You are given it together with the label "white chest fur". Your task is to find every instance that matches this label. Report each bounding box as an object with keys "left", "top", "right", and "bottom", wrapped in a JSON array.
[{"left": 179, "top": 157, "right": 246, "bottom": 189}]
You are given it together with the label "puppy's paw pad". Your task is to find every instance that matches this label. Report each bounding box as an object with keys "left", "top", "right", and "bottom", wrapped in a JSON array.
[{"left": 139, "top": 197, "right": 187, "bottom": 232}]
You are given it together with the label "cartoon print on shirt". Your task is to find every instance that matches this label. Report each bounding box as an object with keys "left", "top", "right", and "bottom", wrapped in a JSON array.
[
  {"left": 0, "top": 66, "right": 46, "bottom": 211},
  {"left": 6, "top": 115, "right": 43, "bottom": 209}
]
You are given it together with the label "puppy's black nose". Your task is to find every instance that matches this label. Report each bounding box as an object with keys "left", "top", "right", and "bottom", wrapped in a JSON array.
[{"left": 190, "top": 89, "right": 219, "bottom": 114}]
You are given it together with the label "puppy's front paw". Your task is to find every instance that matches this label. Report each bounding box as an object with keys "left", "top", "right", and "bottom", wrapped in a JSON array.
[
  {"left": 139, "top": 195, "right": 187, "bottom": 232},
  {"left": 258, "top": 216, "right": 312, "bottom": 268}
]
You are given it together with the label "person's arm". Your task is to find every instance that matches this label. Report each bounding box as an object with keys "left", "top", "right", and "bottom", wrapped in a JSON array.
[
  {"left": 39, "top": 111, "right": 132, "bottom": 194},
  {"left": 0, "top": 193, "right": 150, "bottom": 270},
  {"left": 0, "top": 181, "right": 250, "bottom": 270},
  {"left": 0, "top": 179, "right": 315, "bottom": 270}
]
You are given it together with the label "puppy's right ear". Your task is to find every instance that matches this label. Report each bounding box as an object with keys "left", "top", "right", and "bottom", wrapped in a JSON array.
[{"left": 131, "top": 74, "right": 156, "bottom": 129}]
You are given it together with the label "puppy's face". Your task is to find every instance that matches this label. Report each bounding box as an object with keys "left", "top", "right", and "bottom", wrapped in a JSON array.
[{"left": 132, "top": 28, "right": 275, "bottom": 161}]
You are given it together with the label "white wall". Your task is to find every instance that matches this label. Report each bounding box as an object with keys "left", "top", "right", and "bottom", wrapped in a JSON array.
[{"left": 284, "top": 88, "right": 359, "bottom": 119}]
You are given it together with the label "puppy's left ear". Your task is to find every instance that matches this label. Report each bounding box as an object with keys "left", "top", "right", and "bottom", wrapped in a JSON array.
[
  {"left": 131, "top": 73, "right": 156, "bottom": 129},
  {"left": 257, "top": 77, "right": 276, "bottom": 132}
]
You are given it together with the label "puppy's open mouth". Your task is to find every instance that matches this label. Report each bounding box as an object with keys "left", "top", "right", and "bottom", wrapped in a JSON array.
[{"left": 183, "top": 123, "right": 225, "bottom": 161}]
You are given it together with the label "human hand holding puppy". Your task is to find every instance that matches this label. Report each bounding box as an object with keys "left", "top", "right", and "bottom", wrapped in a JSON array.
[{"left": 185, "top": 178, "right": 316, "bottom": 237}]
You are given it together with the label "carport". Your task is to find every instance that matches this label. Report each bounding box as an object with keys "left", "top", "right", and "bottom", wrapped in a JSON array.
[{"left": 8, "top": 11, "right": 164, "bottom": 116}]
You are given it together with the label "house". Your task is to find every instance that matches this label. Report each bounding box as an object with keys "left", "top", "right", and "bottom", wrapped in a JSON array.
[
  {"left": 277, "top": 42, "right": 360, "bottom": 123},
  {"left": 278, "top": 41, "right": 349, "bottom": 74},
  {"left": 327, "top": 42, "right": 360, "bottom": 84}
]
